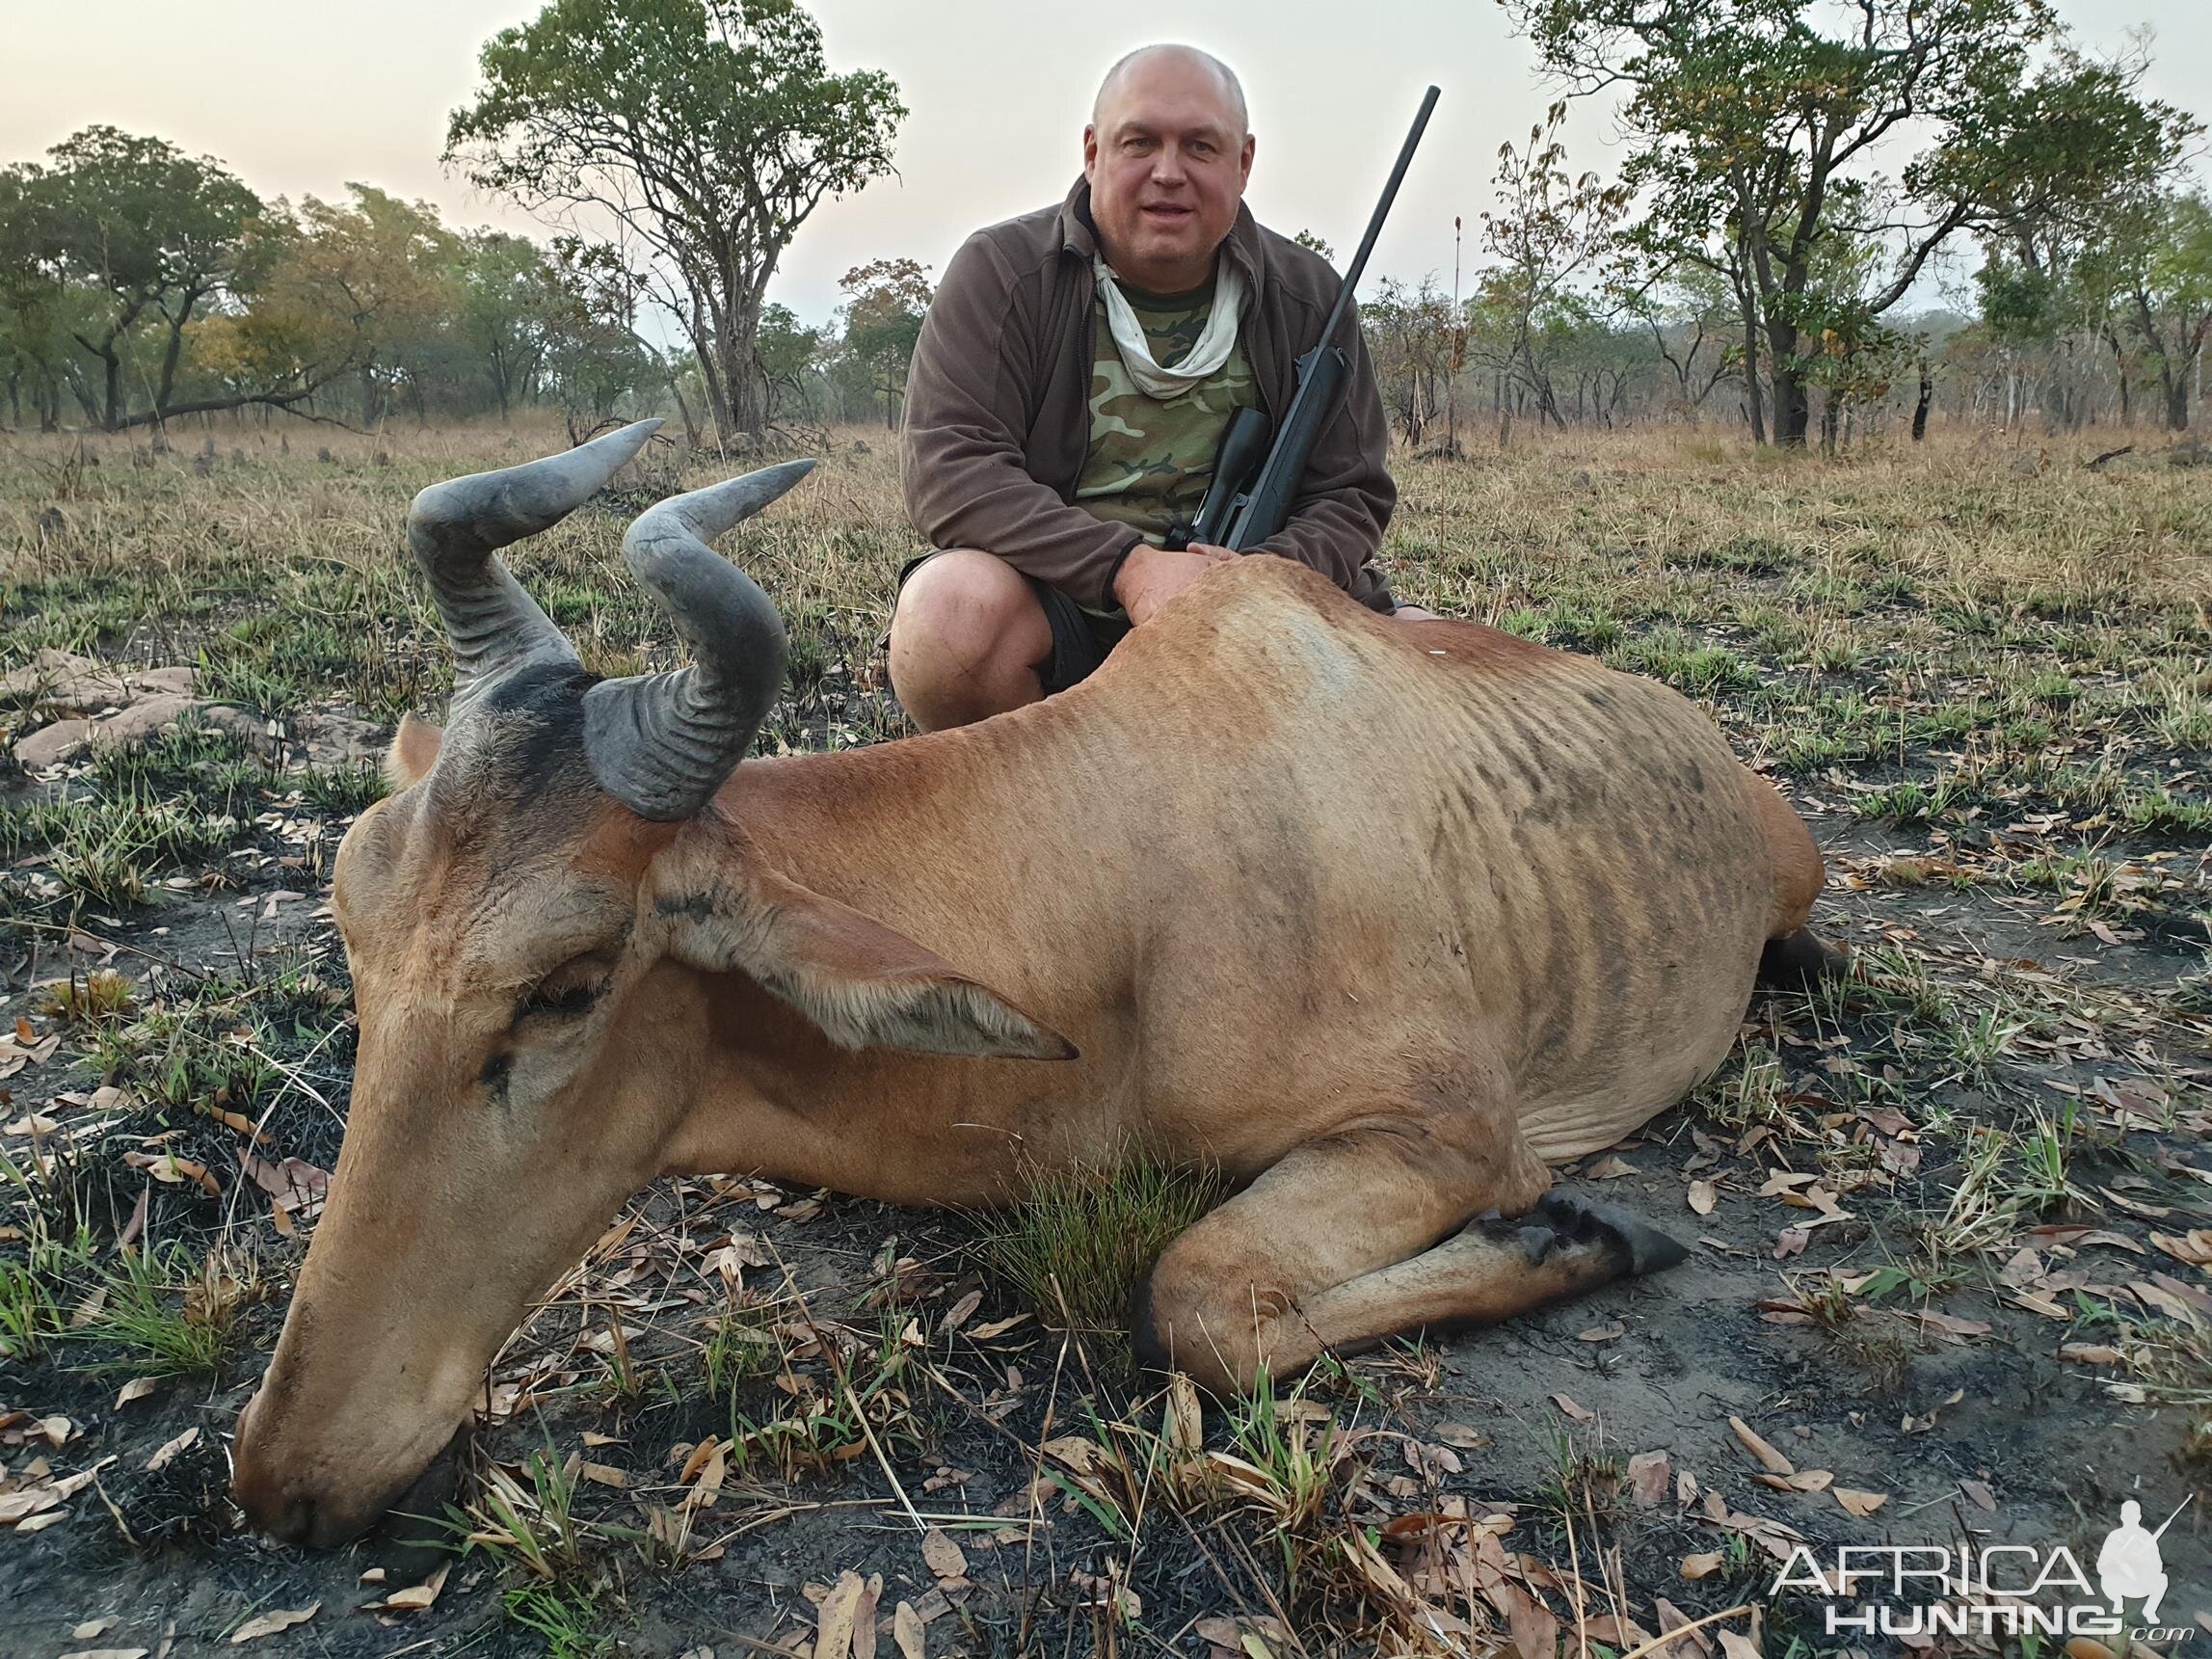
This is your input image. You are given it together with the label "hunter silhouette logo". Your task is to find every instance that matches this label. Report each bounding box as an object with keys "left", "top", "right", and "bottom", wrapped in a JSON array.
[
  {"left": 1770, "top": 1492, "right": 2197, "bottom": 1640},
  {"left": 2097, "top": 1497, "right": 2188, "bottom": 1625}
]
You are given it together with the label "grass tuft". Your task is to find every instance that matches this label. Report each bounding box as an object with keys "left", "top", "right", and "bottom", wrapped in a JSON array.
[{"left": 981, "top": 1151, "right": 1225, "bottom": 1333}]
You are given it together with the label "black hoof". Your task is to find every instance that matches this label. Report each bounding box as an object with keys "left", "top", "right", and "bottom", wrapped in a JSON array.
[
  {"left": 1759, "top": 927, "right": 1852, "bottom": 990},
  {"left": 1532, "top": 1191, "right": 1690, "bottom": 1276}
]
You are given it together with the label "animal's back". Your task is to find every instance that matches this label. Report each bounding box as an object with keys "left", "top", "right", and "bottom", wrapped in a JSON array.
[{"left": 1111, "top": 561, "right": 1786, "bottom": 1161}]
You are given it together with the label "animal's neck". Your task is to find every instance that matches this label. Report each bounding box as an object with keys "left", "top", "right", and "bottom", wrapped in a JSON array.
[{"left": 652, "top": 708, "right": 1137, "bottom": 1206}]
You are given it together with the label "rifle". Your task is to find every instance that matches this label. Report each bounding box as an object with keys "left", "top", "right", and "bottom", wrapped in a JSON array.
[{"left": 1193, "top": 85, "right": 1440, "bottom": 552}]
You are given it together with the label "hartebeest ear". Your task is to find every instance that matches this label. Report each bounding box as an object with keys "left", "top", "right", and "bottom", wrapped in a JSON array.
[
  {"left": 386, "top": 714, "right": 443, "bottom": 790},
  {"left": 660, "top": 868, "right": 1078, "bottom": 1061}
]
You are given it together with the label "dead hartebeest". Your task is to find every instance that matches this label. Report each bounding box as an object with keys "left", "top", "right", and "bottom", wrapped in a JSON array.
[{"left": 231, "top": 421, "right": 1832, "bottom": 1546}]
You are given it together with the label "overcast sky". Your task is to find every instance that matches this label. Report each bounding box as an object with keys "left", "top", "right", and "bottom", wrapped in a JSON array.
[{"left": 4, "top": 0, "right": 2207, "bottom": 326}]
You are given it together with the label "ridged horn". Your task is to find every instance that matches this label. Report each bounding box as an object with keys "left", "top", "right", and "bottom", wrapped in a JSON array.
[
  {"left": 581, "top": 459, "right": 816, "bottom": 821},
  {"left": 408, "top": 418, "right": 663, "bottom": 696}
]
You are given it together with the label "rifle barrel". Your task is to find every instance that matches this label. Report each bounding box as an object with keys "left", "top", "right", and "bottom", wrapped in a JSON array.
[{"left": 1314, "top": 84, "right": 1441, "bottom": 354}]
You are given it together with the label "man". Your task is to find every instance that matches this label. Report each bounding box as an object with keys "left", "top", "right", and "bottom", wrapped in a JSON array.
[{"left": 890, "top": 43, "right": 1428, "bottom": 733}]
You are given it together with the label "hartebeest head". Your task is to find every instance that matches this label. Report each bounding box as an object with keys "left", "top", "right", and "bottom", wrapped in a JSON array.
[{"left": 231, "top": 424, "right": 1071, "bottom": 1546}]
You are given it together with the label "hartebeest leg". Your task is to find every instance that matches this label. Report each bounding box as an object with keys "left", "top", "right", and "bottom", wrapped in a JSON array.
[{"left": 1133, "top": 1115, "right": 1686, "bottom": 1395}]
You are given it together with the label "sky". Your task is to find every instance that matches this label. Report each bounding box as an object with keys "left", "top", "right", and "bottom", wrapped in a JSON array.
[{"left": 3, "top": 0, "right": 2207, "bottom": 328}]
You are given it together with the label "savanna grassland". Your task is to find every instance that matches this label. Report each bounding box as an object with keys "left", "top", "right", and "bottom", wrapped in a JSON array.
[{"left": 0, "top": 420, "right": 2207, "bottom": 1658}]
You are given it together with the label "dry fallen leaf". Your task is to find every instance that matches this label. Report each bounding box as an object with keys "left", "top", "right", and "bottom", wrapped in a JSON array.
[
  {"left": 2150, "top": 1229, "right": 2212, "bottom": 1269},
  {"left": 59, "top": 1649, "right": 147, "bottom": 1659},
  {"left": 941, "top": 1289, "right": 982, "bottom": 1333},
  {"left": 1729, "top": 1415, "right": 1795, "bottom": 1477},
  {"left": 1628, "top": 1449, "right": 1670, "bottom": 1508},
  {"left": 113, "top": 1378, "right": 158, "bottom": 1410},
  {"left": 2060, "top": 1343, "right": 2125, "bottom": 1365},
  {"left": 1688, "top": 1179, "right": 1717, "bottom": 1216},
  {"left": 1960, "top": 1479, "right": 1996, "bottom": 1512},
  {"left": 1550, "top": 1392, "right": 1595, "bottom": 1422},
  {"left": 920, "top": 1527, "right": 968, "bottom": 1581},
  {"left": 1681, "top": 1551, "right": 1723, "bottom": 1580},
  {"left": 230, "top": 1604, "right": 318, "bottom": 1644},
  {"left": 145, "top": 1427, "right": 200, "bottom": 1472},
  {"left": 121, "top": 1151, "right": 220, "bottom": 1198},
  {"left": 1578, "top": 1321, "right": 1626, "bottom": 1343},
  {"left": 1716, "top": 1629, "right": 1761, "bottom": 1659},
  {"left": 384, "top": 1563, "right": 451, "bottom": 1612},
  {"left": 1587, "top": 1155, "right": 1637, "bottom": 1179},
  {"left": 1835, "top": 1487, "right": 1889, "bottom": 1516},
  {"left": 72, "top": 1621, "right": 118, "bottom": 1641},
  {"left": 0, "top": 1487, "right": 62, "bottom": 1525},
  {"left": 893, "top": 1600, "right": 926, "bottom": 1659},
  {"left": 815, "top": 1569, "right": 865, "bottom": 1659}
]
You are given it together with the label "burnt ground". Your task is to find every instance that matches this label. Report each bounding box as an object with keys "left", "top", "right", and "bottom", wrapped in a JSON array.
[{"left": 0, "top": 428, "right": 2208, "bottom": 1658}]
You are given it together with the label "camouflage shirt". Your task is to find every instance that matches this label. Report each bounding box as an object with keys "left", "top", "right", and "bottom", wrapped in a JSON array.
[{"left": 1074, "top": 277, "right": 1256, "bottom": 611}]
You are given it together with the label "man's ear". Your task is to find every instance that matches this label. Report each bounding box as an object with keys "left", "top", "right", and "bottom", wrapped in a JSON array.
[
  {"left": 658, "top": 866, "right": 1078, "bottom": 1062},
  {"left": 386, "top": 714, "right": 442, "bottom": 790}
]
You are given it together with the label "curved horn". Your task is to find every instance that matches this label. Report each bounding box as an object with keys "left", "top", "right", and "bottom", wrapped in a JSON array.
[
  {"left": 408, "top": 418, "right": 663, "bottom": 695},
  {"left": 581, "top": 459, "right": 816, "bottom": 821}
]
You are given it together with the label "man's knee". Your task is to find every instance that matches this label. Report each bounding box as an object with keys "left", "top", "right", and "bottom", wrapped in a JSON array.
[
  {"left": 888, "top": 549, "right": 1053, "bottom": 730},
  {"left": 891, "top": 549, "right": 1042, "bottom": 663}
]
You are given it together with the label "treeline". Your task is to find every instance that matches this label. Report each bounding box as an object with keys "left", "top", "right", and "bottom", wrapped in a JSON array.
[
  {"left": 4, "top": 0, "right": 2208, "bottom": 450},
  {"left": 0, "top": 125, "right": 937, "bottom": 440},
  {"left": 1364, "top": 0, "right": 2211, "bottom": 451}
]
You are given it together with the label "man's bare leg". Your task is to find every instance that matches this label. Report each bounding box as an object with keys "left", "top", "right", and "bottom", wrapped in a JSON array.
[{"left": 888, "top": 549, "right": 1056, "bottom": 733}]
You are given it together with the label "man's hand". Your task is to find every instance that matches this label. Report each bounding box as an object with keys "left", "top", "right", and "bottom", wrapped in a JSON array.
[{"left": 1113, "top": 542, "right": 1236, "bottom": 627}]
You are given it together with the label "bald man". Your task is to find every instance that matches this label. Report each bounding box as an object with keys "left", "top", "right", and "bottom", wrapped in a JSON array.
[{"left": 890, "top": 44, "right": 1424, "bottom": 733}]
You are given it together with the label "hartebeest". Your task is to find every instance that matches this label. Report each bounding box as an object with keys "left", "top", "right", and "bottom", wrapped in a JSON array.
[{"left": 232, "top": 421, "right": 1832, "bottom": 1546}]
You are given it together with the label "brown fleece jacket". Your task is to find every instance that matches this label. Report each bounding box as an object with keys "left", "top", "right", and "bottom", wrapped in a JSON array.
[{"left": 900, "top": 177, "right": 1398, "bottom": 614}]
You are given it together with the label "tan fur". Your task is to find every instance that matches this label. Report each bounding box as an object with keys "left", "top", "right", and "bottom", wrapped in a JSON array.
[{"left": 233, "top": 555, "right": 1830, "bottom": 1544}]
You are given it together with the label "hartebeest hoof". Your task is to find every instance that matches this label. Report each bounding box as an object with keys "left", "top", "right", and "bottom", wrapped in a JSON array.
[
  {"left": 1757, "top": 926, "right": 1852, "bottom": 990},
  {"left": 1523, "top": 1191, "right": 1689, "bottom": 1276}
]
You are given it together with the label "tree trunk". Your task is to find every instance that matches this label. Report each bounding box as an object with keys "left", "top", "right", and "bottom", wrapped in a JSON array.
[
  {"left": 1741, "top": 310, "right": 1766, "bottom": 445},
  {"left": 1911, "top": 362, "right": 1932, "bottom": 441},
  {"left": 714, "top": 307, "right": 765, "bottom": 447},
  {"left": 1766, "top": 314, "right": 1808, "bottom": 446},
  {"left": 101, "top": 344, "right": 122, "bottom": 431},
  {"left": 2169, "top": 376, "right": 2190, "bottom": 432}
]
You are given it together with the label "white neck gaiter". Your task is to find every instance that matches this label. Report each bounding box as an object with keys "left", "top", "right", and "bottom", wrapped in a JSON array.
[{"left": 1092, "top": 254, "right": 1247, "bottom": 400}]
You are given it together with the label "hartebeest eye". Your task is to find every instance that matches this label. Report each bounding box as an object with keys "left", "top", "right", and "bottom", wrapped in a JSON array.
[{"left": 514, "top": 950, "right": 620, "bottom": 1026}]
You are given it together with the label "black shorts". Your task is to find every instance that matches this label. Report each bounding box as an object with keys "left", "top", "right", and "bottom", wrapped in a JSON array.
[{"left": 895, "top": 549, "right": 1133, "bottom": 696}]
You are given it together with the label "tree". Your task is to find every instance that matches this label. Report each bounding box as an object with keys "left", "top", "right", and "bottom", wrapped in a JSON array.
[
  {"left": 1364, "top": 277, "right": 1459, "bottom": 445},
  {"left": 2097, "top": 192, "right": 2212, "bottom": 431},
  {"left": 263, "top": 188, "right": 465, "bottom": 425},
  {"left": 754, "top": 301, "right": 823, "bottom": 426},
  {"left": 4, "top": 126, "right": 262, "bottom": 430},
  {"left": 1507, "top": 0, "right": 2194, "bottom": 445},
  {"left": 461, "top": 232, "right": 551, "bottom": 419},
  {"left": 446, "top": 0, "right": 904, "bottom": 446},
  {"left": 1618, "top": 265, "right": 1736, "bottom": 422},
  {"left": 837, "top": 257, "right": 931, "bottom": 429},
  {"left": 1479, "top": 105, "right": 1624, "bottom": 442},
  {"left": 0, "top": 168, "right": 72, "bottom": 430}
]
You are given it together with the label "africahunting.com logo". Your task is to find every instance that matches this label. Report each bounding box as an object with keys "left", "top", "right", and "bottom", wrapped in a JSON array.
[{"left": 1768, "top": 1498, "right": 2194, "bottom": 1643}]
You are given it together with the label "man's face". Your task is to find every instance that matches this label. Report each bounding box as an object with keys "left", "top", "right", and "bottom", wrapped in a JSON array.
[{"left": 1083, "top": 53, "right": 1254, "bottom": 290}]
